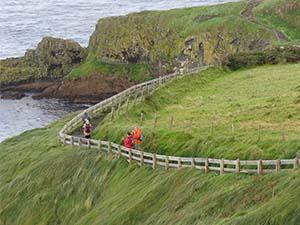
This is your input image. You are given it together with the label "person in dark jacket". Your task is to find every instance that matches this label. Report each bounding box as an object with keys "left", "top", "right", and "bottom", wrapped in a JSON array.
[{"left": 83, "top": 119, "right": 92, "bottom": 138}]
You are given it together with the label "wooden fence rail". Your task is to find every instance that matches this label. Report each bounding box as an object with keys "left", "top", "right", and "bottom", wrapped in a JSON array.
[{"left": 58, "top": 66, "right": 299, "bottom": 175}]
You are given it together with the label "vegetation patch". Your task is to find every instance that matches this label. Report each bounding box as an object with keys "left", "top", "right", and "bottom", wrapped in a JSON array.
[
  {"left": 222, "top": 45, "right": 300, "bottom": 70},
  {"left": 68, "top": 55, "right": 152, "bottom": 82},
  {"left": 254, "top": 0, "right": 300, "bottom": 41},
  {"left": 94, "top": 64, "right": 300, "bottom": 160}
]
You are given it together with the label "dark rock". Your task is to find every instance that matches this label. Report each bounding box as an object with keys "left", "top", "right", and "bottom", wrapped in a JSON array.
[{"left": 0, "top": 91, "right": 25, "bottom": 100}]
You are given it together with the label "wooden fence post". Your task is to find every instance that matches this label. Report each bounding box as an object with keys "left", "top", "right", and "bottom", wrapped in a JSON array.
[
  {"left": 276, "top": 159, "right": 281, "bottom": 172},
  {"left": 87, "top": 139, "right": 91, "bottom": 149},
  {"left": 191, "top": 158, "right": 195, "bottom": 168},
  {"left": 152, "top": 154, "right": 157, "bottom": 169},
  {"left": 129, "top": 148, "right": 132, "bottom": 164},
  {"left": 118, "top": 145, "right": 121, "bottom": 158},
  {"left": 178, "top": 157, "right": 182, "bottom": 169},
  {"left": 117, "top": 102, "right": 121, "bottom": 116},
  {"left": 258, "top": 125, "right": 261, "bottom": 142},
  {"left": 110, "top": 107, "right": 114, "bottom": 121},
  {"left": 126, "top": 98, "right": 129, "bottom": 117},
  {"left": 70, "top": 136, "right": 73, "bottom": 145},
  {"left": 170, "top": 116, "right": 174, "bottom": 129},
  {"left": 133, "top": 93, "right": 138, "bottom": 105},
  {"left": 205, "top": 159, "right": 209, "bottom": 173},
  {"left": 140, "top": 151, "right": 144, "bottom": 166},
  {"left": 141, "top": 90, "right": 144, "bottom": 102},
  {"left": 108, "top": 142, "right": 112, "bottom": 155},
  {"left": 165, "top": 156, "right": 169, "bottom": 170},
  {"left": 78, "top": 138, "right": 82, "bottom": 147},
  {"left": 98, "top": 141, "right": 102, "bottom": 151},
  {"left": 258, "top": 159, "right": 262, "bottom": 175},
  {"left": 147, "top": 85, "right": 151, "bottom": 95},
  {"left": 153, "top": 114, "right": 157, "bottom": 129},
  {"left": 294, "top": 158, "right": 299, "bottom": 169},
  {"left": 236, "top": 159, "right": 240, "bottom": 173},
  {"left": 220, "top": 159, "right": 224, "bottom": 175}
]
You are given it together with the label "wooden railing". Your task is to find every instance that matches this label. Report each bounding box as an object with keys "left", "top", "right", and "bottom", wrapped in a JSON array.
[{"left": 58, "top": 66, "right": 299, "bottom": 174}]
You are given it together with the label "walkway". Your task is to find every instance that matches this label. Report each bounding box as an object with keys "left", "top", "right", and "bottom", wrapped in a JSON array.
[{"left": 58, "top": 66, "right": 299, "bottom": 174}]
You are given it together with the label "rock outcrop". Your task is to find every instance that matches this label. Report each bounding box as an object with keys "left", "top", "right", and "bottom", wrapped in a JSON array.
[
  {"left": 25, "top": 37, "right": 87, "bottom": 77},
  {"left": 0, "top": 37, "right": 87, "bottom": 87},
  {"left": 88, "top": 2, "right": 275, "bottom": 75}
]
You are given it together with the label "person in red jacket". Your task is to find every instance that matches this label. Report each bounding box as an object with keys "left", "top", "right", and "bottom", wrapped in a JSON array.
[{"left": 123, "top": 132, "right": 133, "bottom": 148}]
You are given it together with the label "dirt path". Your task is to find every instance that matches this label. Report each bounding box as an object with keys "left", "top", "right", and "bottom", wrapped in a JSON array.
[{"left": 241, "top": 0, "right": 288, "bottom": 42}]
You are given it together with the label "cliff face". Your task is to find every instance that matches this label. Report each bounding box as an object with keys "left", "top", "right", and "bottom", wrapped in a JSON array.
[
  {"left": 0, "top": 37, "right": 87, "bottom": 86},
  {"left": 1, "top": 0, "right": 299, "bottom": 101},
  {"left": 88, "top": 2, "right": 276, "bottom": 74}
]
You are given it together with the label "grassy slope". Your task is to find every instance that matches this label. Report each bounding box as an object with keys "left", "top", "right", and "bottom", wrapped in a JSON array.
[
  {"left": 254, "top": 0, "right": 300, "bottom": 41},
  {"left": 68, "top": 55, "right": 152, "bottom": 82},
  {"left": 94, "top": 64, "right": 300, "bottom": 160},
  {"left": 1, "top": 65, "right": 300, "bottom": 225},
  {"left": 0, "top": 113, "right": 300, "bottom": 225}
]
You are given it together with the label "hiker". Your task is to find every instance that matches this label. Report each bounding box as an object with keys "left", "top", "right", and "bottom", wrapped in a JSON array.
[
  {"left": 82, "top": 112, "right": 91, "bottom": 124},
  {"left": 132, "top": 127, "right": 143, "bottom": 150},
  {"left": 123, "top": 132, "right": 133, "bottom": 149},
  {"left": 83, "top": 119, "right": 92, "bottom": 139}
]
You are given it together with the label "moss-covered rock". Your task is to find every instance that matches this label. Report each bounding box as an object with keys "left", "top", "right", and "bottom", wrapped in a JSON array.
[
  {"left": 0, "top": 37, "right": 87, "bottom": 87},
  {"left": 88, "top": 2, "right": 276, "bottom": 75}
]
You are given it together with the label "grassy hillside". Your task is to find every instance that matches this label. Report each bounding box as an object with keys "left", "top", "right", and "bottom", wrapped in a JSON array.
[
  {"left": 254, "top": 0, "right": 300, "bottom": 41},
  {"left": 85, "top": 1, "right": 275, "bottom": 75},
  {"left": 93, "top": 64, "right": 300, "bottom": 160},
  {"left": 68, "top": 54, "right": 152, "bottom": 82},
  {"left": 0, "top": 110, "right": 300, "bottom": 225}
]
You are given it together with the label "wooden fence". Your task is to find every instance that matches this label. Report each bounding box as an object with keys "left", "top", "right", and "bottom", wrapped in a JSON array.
[{"left": 58, "top": 66, "right": 299, "bottom": 175}]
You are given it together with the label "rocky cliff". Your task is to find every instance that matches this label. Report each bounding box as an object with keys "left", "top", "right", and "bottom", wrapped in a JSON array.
[
  {"left": 0, "top": 37, "right": 87, "bottom": 87},
  {"left": 88, "top": 1, "right": 276, "bottom": 74}
]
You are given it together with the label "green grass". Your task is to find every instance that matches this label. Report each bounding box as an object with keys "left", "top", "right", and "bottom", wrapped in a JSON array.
[
  {"left": 93, "top": 64, "right": 300, "bottom": 160},
  {"left": 0, "top": 110, "right": 300, "bottom": 225},
  {"left": 254, "top": 0, "right": 300, "bottom": 41},
  {"left": 1, "top": 64, "right": 300, "bottom": 225},
  {"left": 68, "top": 55, "right": 152, "bottom": 82}
]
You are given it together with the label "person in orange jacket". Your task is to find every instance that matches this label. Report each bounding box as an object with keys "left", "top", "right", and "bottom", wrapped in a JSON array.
[{"left": 132, "top": 127, "right": 142, "bottom": 150}]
